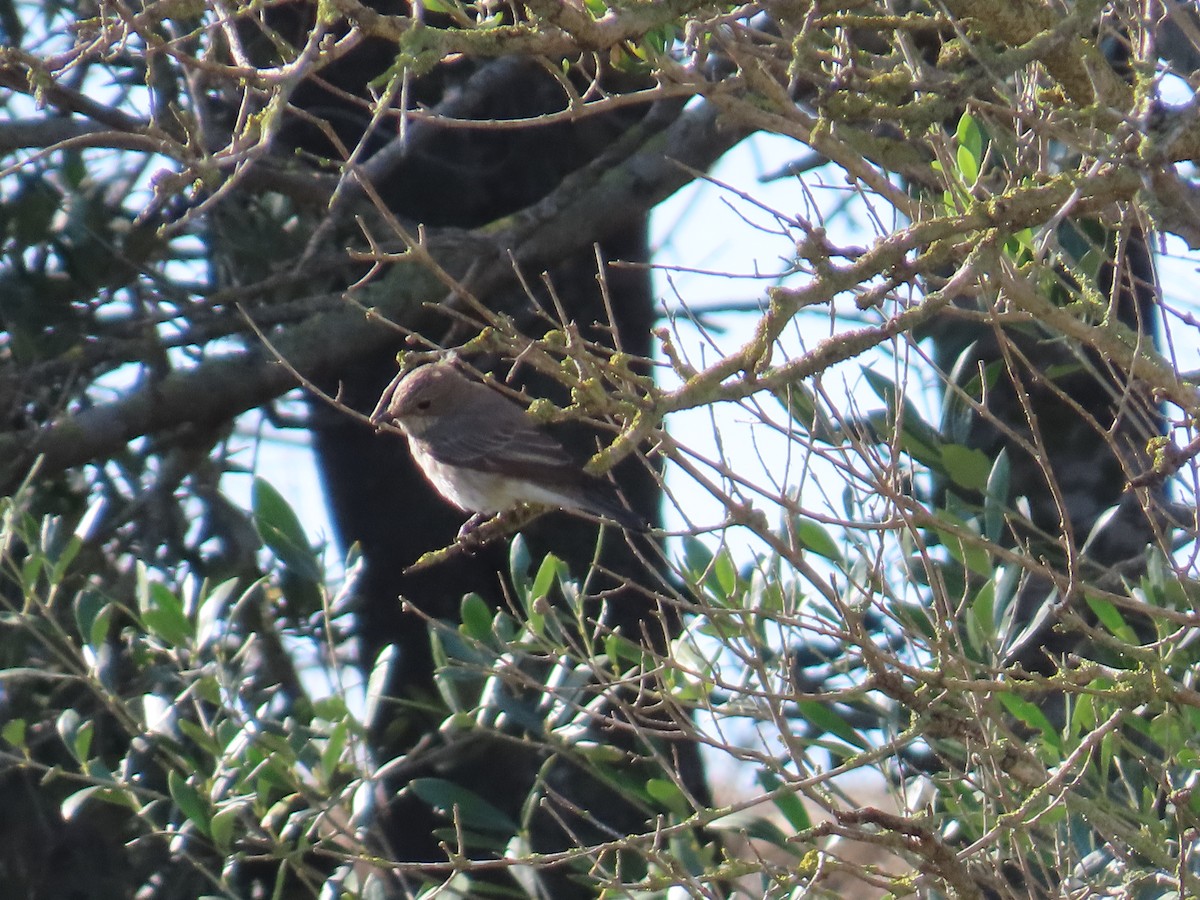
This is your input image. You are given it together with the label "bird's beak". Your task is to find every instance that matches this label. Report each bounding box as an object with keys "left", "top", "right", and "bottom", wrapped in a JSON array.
[
  {"left": 369, "top": 369, "right": 408, "bottom": 430},
  {"left": 368, "top": 403, "right": 388, "bottom": 430}
]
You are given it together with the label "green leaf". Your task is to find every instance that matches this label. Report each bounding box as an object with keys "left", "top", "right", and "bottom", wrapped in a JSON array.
[
  {"left": 713, "top": 549, "right": 737, "bottom": 599},
  {"left": 893, "top": 600, "right": 935, "bottom": 640},
  {"left": 141, "top": 581, "right": 193, "bottom": 647},
  {"left": 2, "top": 718, "right": 27, "bottom": 751},
  {"left": 460, "top": 593, "right": 493, "bottom": 642},
  {"left": 862, "top": 368, "right": 944, "bottom": 470},
  {"left": 509, "top": 534, "right": 532, "bottom": 588},
  {"left": 84, "top": 758, "right": 115, "bottom": 783},
  {"left": 941, "top": 444, "right": 992, "bottom": 492},
  {"left": 67, "top": 785, "right": 139, "bottom": 817},
  {"left": 998, "top": 694, "right": 1062, "bottom": 752},
  {"left": 861, "top": 367, "right": 899, "bottom": 410},
  {"left": 56, "top": 709, "right": 91, "bottom": 762},
  {"left": 775, "top": 381, "right": 823, "bottom": 436},
  {"left": 604, "top": 632, "right": 645, "bottom": 674},
  {"left": 210, "top": 804, "right": 240, "bottom": 852},
  {"left": 956, "top": 145, "right": 978, "bottom": 186},
  {"left": 429, "top": 634, "right": 469, "bottom": 714},
  {"left": 753, "top": 576, "right": 788, "bottom": 614},
  {"left": 169, "top": 769, "right": 211, "bottom": 835},
  {"left": 971, "top": 580, "right": 995, "bottom": 635},
  {"left": 642, "top": 23, "right": 674, "bottom": 55},
  {"left": 1084, "top": 593, "right": 1137, "bottom": 642},
  {"left": 1003, "top": 227, "right": 1035, "bottom": 261},
  {"left": 177, "top": 720, "right": 221, "bottom": 757},
  {"left": 20, "top": 553, "right": 44, "bottom": 593},
  {"left": 795, "top": 700, "right": 869, "bottom": 750},
  {"left": 320, "top": 720, "right": 350, "bottom": 782},
  {"left": 941, "top": 344, "right": 982, "bottom": 444},
  {"left": 530, "top": 553, "right": 564, "bottom": 602},
  {"left": 682, "top": 536, "right": 744, "bottom": 604},
  {"left": 74, "top": 590, "right": 111, "bottom": 648},
  {"left": 196, "top": 578, "right": 240, "bottom": 648},
  {"left": 958, "top": 114, "right": 983, "bottom": 159},
  {"left": 645, "top": 778, "right": 688, "bottom": 816},
  {"left": 955, "top": 112, "right": 983, "bottom": 184},
  {"left": 681, "top": 536, "right": 714, "bottom": 581},
  {"left": 59, "top": 786, "right": 111, "bottom": 820},
  {"left": 363, "top": 645, "right": 397, "bottom": 730},
  {"left": 194, "top": 675, "right": 222, "bottom": 707},
  {"left": 252, "top": 478, "right": 319, "bottom": 581},
  {"left": 793, "top": 518, "right": 841, "bottom": 562},
  {"left": 409, "top": 778, "right": 517, "bottom": 833},
  {"left": 964, "top": 579, "right": 996, "bottom": 656},
  {"left": 680, "top": 538, "right": 743, "bottom": 604},
  {"left": 757, "top": 770, "right": 812, "bottom": 831},
  {"left": 1069, "top": 693, "right": 1096, "bottom": 737},
  {"left": 279, "top": 568, "right": 324, "bottom": 618},
  {"left": 50, "top": 535, "right": 82, "bottom": 584},
  {"left": 520, "top": 592, "right": 546, "bottom": 638},
  {"left": 934, "top": 512, "right": 993, "bottom": 578},
  {"left": 984, "top": 449, "right": 1010, "bottom": 541}
]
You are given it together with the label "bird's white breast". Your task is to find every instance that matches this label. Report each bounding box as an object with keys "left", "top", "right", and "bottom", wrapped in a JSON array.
[{"left": 409, "top": 440, "right": 578, "bottom": 514}]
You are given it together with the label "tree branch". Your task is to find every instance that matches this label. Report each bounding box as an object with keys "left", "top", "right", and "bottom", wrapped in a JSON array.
[{"left": 0, "top": 99, "right": 743, "bottom": 492}]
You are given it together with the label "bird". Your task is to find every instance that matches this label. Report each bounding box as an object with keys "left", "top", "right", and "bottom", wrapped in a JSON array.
[{"left": 369, "top": 360, "right": 647, "bottom": 539}]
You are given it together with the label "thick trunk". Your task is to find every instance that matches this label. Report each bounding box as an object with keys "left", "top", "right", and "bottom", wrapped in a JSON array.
[{"left": 287, "top": 34, "right": 706, "bottom": 895}]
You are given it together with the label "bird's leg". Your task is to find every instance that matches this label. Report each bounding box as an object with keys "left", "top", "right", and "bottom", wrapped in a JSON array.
[
  {"left": 454, "top": 506, "right": 544, "bottom": 550},
  {"left": 456, "top": 512, "right": 489, "bottom": 543}
]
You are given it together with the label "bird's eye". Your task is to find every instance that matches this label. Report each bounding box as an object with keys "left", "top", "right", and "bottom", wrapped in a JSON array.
[{"left": 416, "top": 400, "right": 432, "bottom": 410}]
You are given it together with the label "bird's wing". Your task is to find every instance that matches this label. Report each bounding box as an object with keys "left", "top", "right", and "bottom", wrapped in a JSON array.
[{"left": 422, "top": 412, "right": 578, "bottom": 477}]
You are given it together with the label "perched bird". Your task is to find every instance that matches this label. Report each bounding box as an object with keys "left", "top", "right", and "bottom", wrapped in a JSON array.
[{"left": 370, "top": 361, "right": 646, "bottom": 538}]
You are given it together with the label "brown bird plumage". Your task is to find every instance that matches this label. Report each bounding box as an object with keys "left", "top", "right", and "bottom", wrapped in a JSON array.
[{"left": 370, "top": 361, "right": 645, "bottom": 535}]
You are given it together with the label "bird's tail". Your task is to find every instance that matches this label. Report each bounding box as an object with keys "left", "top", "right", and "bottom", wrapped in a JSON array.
[{"left": 579, "top": 486, "right": 650, "bottom": 532}]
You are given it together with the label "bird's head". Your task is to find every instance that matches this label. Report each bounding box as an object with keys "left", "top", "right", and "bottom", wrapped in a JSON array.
[{"left": 370, "top": 362, "right": 465, "bottom": 438}]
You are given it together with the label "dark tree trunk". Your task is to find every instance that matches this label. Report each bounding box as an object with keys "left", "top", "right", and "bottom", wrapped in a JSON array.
[
  {"left": 928, "top": 219, "right": 1163, "bottom": 671},
  {"left": 274, "top": 18, "right": 707, "bottom": 897}
]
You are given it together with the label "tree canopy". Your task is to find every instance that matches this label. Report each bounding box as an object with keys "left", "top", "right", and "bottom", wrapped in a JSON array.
[{"left": 3, "top": 1, "right": 1200, "bottom": 898}]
